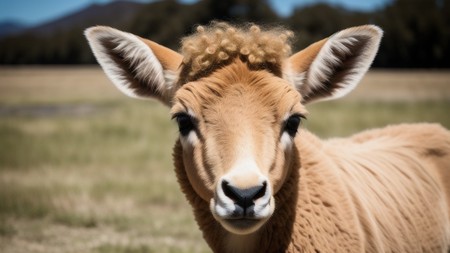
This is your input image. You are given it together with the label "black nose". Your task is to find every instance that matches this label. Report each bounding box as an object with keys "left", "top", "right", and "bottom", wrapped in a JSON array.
[{"left": 222, "top": 180, "right": 267, "bottom": 210}]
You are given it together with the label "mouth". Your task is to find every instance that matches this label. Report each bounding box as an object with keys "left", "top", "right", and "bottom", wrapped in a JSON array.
[
  {"left": 223, "top": 218, "right": 262, "bottom": 230},
  {"left": 217, "top": 215, "right": 268, "bottom": 235},
  {"left": 210, "top": 196, "right": 275, "bottom": 235}
]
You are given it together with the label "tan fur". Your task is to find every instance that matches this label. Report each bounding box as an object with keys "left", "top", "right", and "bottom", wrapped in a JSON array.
[
  {"left": 86, "top": 22, "right": 450, "bottom": 253},
  {"left": 288, "top": 38, "right": 328, "bottom": 74},
  {"left": 141, "top": 39, "right": 182, "bottom": 71},
  {"left": 324, "top": 124, "right": 450, "bottom": 252}
]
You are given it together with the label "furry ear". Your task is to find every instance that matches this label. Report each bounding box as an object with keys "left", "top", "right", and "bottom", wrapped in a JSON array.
[
  {"left": 85, "top": 26, "right": 183, "bottom": 106},
  {"left": 286, "top": 25, "right": 382, "bottom": 104}
]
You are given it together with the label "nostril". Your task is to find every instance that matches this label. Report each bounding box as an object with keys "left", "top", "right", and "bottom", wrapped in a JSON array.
[
  {"left": 253, "top": 181, "right": 267, "bottom": 201},
  {"left": 221, "top": 180, "right": 268, "bottom": 209},
  {"left": 222, "top": 180, "right": 237, "bottom": 201}
]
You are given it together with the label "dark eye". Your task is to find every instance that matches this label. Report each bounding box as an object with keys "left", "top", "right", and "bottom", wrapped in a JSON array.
[
  {"left": 284, "top": 114, "right": 304, "bottom": 137},
  {"left": 173, "top": 113, "right": 195, "bottom": 136}
]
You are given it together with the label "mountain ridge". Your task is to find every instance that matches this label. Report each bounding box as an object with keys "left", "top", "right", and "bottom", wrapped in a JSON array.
[
  {"left": 1, "top": 1, "right": 146, "bottom": 38},
  {"left": 0, "top": 21, "right": 29, "bottom": 38}
]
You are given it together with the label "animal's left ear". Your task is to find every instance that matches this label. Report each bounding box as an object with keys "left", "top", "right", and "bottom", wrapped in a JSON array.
[{"left": 286, "top": 25, "right": 382, "bottom": 104}]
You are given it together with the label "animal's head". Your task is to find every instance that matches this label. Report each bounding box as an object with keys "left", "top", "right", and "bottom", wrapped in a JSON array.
[{"left": 85, "top": 23, "right": 382, "bottom": 235}]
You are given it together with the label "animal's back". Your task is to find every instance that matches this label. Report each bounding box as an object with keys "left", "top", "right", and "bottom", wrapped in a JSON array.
[{"left": 324, "top": 123, "right": 450, "bottom": 252}]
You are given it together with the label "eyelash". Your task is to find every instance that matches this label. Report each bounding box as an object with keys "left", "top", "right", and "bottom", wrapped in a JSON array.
[
  {"left": 283, "top": 114, "right": 306, "bottom": 137},
  {"left": 172, "top": 113, "right": 196, "bottom": 136}
]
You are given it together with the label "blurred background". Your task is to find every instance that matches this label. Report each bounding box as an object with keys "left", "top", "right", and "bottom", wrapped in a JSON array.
[
  {"left": 1, "top": 0, "right": 450, "bottom": 67},
  {"left": 0, "top": 0, "right": 449, "bottom": 252}
]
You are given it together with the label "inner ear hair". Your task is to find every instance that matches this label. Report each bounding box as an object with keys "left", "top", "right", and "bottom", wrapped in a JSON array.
[
  {"left": 307, "top": 35, "right": 371, "bottom": 101},
  {"left": 85, "top": 26, "right": 181, "bottom": 106},
  {"left": 98, "top": 37, "right": 163, "bottom": 98},
  {"left": 288, "top": 25, "right": 382, "bottom": 104}
]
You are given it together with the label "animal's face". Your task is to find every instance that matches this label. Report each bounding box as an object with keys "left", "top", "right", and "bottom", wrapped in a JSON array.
[
  {"left": 85, "top": 23, "right": 381, "bottom": 235},
  {"left": 171, "top": 63, "right": 306, "bottom": 233}
]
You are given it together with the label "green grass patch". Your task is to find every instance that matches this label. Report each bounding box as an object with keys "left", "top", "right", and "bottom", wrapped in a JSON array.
[
  {"left": 95, "top": 244, "right": 153, "bottom": 253},
  {"left": 95, "top": 243, "right": 211, "bottom": 253},
  {"left": 0, "top": 219, "right": 16, "bottom": 237},
  {"left": 305, "top": 100, "right": 450, "bottom": 137},
  {"left": 53, "top": 212, "right": 98, "bottom": 228},
  {"left": 0, "top": 181, "right": 54, "bottom": 219},
  {"left": 0, "top": 100, "right": 175, "bottom": 171}
]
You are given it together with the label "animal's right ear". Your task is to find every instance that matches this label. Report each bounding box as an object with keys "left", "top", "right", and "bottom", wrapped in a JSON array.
[
  {"left": 285, "top": 25, "right": 382, "bottom": 104},
  {"left": 85, "top": 26, "right": 183, "bottom": 106}
]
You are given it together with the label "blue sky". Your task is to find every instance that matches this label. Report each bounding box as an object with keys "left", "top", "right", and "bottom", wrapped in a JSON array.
[{"left": 0, "top": 0, "right": 391, "bottom": 26}]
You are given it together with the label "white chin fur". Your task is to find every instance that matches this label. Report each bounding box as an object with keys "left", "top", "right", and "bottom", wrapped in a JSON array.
[{"left": 210, "top": 194, "right": 275, "bottom": 235}]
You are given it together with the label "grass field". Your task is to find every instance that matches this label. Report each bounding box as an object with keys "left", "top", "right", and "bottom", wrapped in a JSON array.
[{"left": 0, "top": 67, "right": 449, "bottom": 253}]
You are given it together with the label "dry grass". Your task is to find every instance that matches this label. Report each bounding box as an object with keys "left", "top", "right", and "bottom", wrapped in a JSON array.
[
  {"left": 0, "top": 66, "right": 122, "bottom": 104},
  {"left": 0, "top": 67, "right": 449, "bottom": 253},
  {"left": 346, "top": 69, "right": 450, "bottom": 102}
]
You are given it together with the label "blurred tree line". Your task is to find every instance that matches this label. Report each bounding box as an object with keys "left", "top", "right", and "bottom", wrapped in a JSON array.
[{"left": 0, "top": 0, "right": 449, "bottom": 67}]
